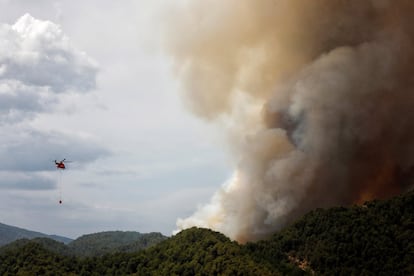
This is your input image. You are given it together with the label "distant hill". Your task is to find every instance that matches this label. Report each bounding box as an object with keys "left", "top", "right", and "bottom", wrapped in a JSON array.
[
  {"left": 0, "top": 222, "right": 166, "bottom": 256},
  {"left": 0, "top": 237, "right": 68, "bottom": 256},
  {"left": 0, "top": 228, "right": 279, "bottom": 275},
  {"left": 67, "top": 231, "right": 167, "bottom": 256},
  {"left": 0, "top": 222, "right": 72, "bottom": 246},
  {"left": 1, "top": 191, "right": 414, "bottom": 274},
  {"left": 0, "top": 230, "right": 167, "bottom": 257}
]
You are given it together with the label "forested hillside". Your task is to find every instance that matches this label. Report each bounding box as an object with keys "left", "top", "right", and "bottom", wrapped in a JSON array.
[
  {"left": 246, "top": 190, "right": 414, "bottom": 275},
  {"left": 0, "top": 231, "right": 167, "bottom": 258},
  {"left": 68, "top": 231, "right": 167, "bottom": 257},
  {"left": 1, "top": 191, "right": 414, "bottom": 275}
]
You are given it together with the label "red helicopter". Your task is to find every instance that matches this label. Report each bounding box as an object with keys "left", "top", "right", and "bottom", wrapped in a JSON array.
[
  {"left": 54, "top": 159, "right": 71, "bottom": 204},
  {"left": 54, "top": 159, "right": 69, "bottom": 170}
]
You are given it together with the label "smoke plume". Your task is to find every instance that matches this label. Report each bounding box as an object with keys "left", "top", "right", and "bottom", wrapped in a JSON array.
[{"left": 164, "top": 0, "right": 414, "bottom": 242}]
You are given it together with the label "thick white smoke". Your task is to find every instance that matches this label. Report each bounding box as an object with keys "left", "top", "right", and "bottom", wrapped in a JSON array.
[{"left": 165, "top": 0, "right": 414, "bottom": 242}]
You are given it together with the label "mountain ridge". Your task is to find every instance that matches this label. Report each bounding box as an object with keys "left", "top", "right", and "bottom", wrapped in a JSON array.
[
  {"left": 0, "top": 222, "right": 72, "bottom": 246},
  {"left": 1, "top": 191, "right": 413, "bottom": 274},
  {"left": 0, "top": 229, "right": 168, "bottom": 257},
  {"left": 68, "top": 230, "right": 167, "bottom": 256}
]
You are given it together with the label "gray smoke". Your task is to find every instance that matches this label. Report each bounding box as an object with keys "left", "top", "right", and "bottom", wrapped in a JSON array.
[{"left": 164, "top": 0, "right": 414, "bottom": 242}]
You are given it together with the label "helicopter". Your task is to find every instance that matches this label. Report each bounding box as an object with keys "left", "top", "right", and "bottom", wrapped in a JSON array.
[
  {"left": 53, "top": 158, "right": 72, "bottom": 204},
  {"left": 54, "top": 159, "right": 70, "bottom": 170}
]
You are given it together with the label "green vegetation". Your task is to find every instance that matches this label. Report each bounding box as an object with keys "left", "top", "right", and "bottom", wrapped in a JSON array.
[
  {"left": 246, "top": 191, "right": 414, "bottom": 275},
  {"left": 0, "top": 242, "right": 79, "bottom": 275},
  {"left": 0, "top": 238, "right": 69, "bottom": 256},
  {"left": 1, "top": 191, "right": 414, "bottom": 275},
  {"left": 118, "top": 227, "right": 278, "bottom": 275},
  {"left": 0, "top": 231, "right": 167, "bottom": 258},
  {"left": 68, "top": 231, "right": 167, "bottom": 257}
]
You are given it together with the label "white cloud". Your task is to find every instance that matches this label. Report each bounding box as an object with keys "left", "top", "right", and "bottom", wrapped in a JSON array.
[
  {"left": 0, "top": 13, "right": 98, "bottom": 123},
  {"left": 3, "top": 13, "right": 98, "bottom": 92},
  {"left": 0, "top": 80, "right": 54, "bottom": 122},
  {"left": 0, "top": 171, "right": 54, "bottom": 190}
]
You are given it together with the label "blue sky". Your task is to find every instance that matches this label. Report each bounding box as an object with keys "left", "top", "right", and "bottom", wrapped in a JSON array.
[{"left": 0, "top": 0, "right": 232, "bottom": 238}]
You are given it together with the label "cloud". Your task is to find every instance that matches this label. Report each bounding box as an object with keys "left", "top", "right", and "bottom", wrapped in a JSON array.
[
  {"left": 0, "top": 13, "right": 98, "bottom": 123},
  {"left": 0, "top": 13, "right": 98, "bottom": 92},
  {"left": 0, "top": 80, "right": 55, "bottom": 122},
  {"left": 0, "top": 171, "right": 54, "bottom": 190}
]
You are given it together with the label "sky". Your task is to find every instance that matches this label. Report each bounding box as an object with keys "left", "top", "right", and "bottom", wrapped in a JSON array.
[{"left": 0, "top": 0, "right": 232, "bottom": 238}]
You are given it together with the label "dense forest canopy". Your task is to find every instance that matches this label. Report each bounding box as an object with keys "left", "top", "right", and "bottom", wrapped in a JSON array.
[{"left": 1, "top": 191, "right": 413, "bottom": 275}]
